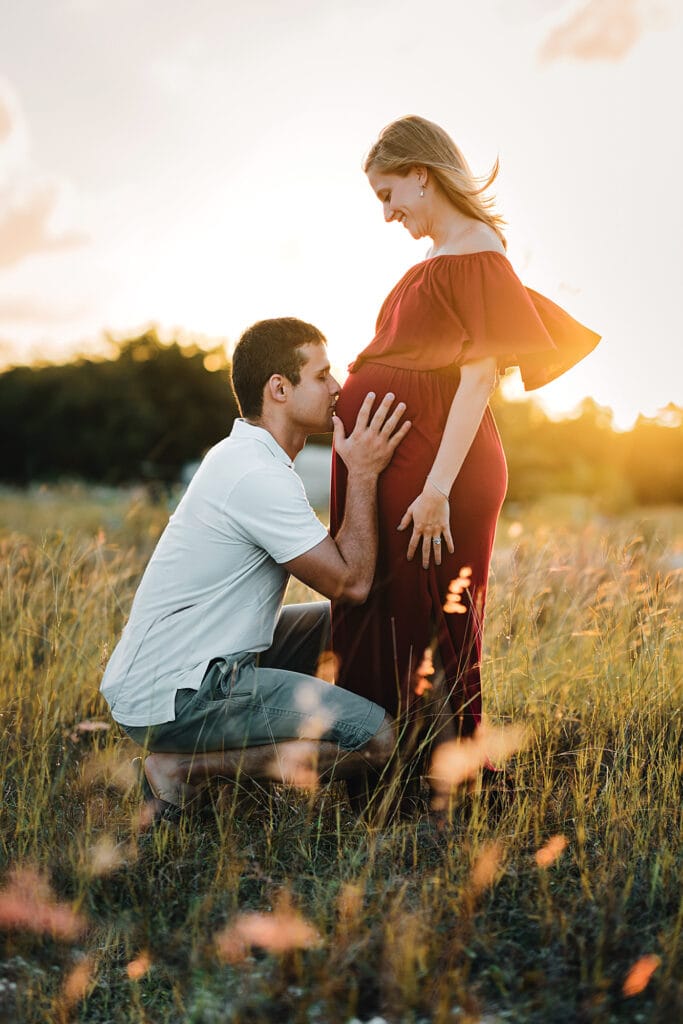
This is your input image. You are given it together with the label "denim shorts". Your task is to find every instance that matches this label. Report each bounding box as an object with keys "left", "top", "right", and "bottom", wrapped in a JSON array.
[{"left": 122, "top": 602, "right": 385, "bottom": 754}]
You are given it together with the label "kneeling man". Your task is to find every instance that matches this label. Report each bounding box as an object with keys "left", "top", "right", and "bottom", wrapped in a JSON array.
[{"left": 100, "top": 317, "right": 410, "bottom": 817}]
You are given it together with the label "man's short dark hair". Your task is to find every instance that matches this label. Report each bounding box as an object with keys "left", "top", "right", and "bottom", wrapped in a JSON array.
[{"left": 231, "top": 317, "right": 327, "bottom": 418}]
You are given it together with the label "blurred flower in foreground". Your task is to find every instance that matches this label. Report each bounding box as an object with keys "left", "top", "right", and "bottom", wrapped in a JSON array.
[
  {"left": 132, "top": 802, "right": 161, "bottom": 832},
  {"left": 0, "top": 867, "right": 87, "bottom": 939},
  {"left": 443, "top": 567, "right": 472, "bottom": 614},
  {"left": 69, "top": 720, "right": 110, "bottom": 742},
  {"left": 535, "top": 835, "right": 568, "bottom": 868},
  {"left": 429, "top": 723, "right": 528, "bottom": 807},
  {"left": 267, "top": 745, "right": 320, "bottom": 790},
  {"left": 215, "top": 892, "right": 321, "bottom": 963},
  {"left": 315, "top": 650, "right": 339, "bottom": 684},
  {"left": 471, "top": 841, "right": 503, "bottom": 893},
  {"left": 414, "top": 647, "right": 435, "bottom": 696},
  {"left": 336, "top": 882, "right": 363, "bottom": 925},
  {"left": 86, "top": 835, "right": 137, "bottom": 877},
  {"left": 79, "top": 749, "right": 137, "bottom": 792},
  {"left": 622, "top": 954, "right": 661, "bottom": 996},
  {"left": 61, "top": 956, "right": 94, "bottom": 1008},
  {"left": 295, "top": 682, "right": 334, "bottom": 741},
  {"left": 126, "top": 951, "right": 152, "bottom": 981}
]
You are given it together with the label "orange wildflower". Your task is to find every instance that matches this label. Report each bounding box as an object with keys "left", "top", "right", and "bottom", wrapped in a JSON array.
[{"left": 622, "top": 954, "right": 661, "bottom": 997}]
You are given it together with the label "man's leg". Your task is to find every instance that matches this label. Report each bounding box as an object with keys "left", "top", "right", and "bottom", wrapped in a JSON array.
[
  {"left": 144, "top": 712, "right": 394, "bottom": 805},
  {"left": 258, "top": 601, "right": 331, "bottom": 675},
  {"left": 133, "top": 603, "right": 393, "bottom": 809}
]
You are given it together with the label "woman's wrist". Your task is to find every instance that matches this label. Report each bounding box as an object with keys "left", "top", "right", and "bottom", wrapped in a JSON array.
[{"left": 427, "top": 476, "right": 450, "bottom": 499}]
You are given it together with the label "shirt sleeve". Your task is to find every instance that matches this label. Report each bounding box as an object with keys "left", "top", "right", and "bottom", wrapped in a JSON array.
[
  {"left": 350, "top": 252, "right": 600, "bottom": 388},
  {"left": 228, "top": 464, "right": 328, "bottom": 564},
  {"left": 442, "top": 256, "right": 601, "bottom": 390}
]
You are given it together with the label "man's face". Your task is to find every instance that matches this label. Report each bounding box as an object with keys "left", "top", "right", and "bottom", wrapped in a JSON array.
[{"left": 287, "top": 344, "right": 340, "bottom": 434}]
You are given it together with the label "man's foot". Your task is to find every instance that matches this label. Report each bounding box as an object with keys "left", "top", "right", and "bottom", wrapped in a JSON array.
[
  {"left": 132, "top": 757, "right": 182, "bottom": 823},
  {"left": 133, "top": 754, "right": 205, "bottom": 823}
]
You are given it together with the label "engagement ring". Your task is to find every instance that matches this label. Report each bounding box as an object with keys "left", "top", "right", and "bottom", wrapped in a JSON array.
[{"left": 433, "top": 537, "right": 441, "bottom": 545}]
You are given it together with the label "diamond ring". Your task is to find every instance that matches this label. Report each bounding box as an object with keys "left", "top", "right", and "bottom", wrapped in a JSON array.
[{"left": 433, "top": 537, "right": 441, "bottom": 546}]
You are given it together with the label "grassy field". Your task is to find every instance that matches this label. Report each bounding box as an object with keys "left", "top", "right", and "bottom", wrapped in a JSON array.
[{"left": 0, "top": 485, "right": 681, "bottom": 1023}]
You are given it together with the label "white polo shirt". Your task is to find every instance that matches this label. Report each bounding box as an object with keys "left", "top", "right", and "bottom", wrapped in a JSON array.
[{"left": 100, "top": 420, "right": 328, "bottom": 726}]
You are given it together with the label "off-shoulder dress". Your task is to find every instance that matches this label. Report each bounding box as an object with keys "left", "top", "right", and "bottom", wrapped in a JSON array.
[{"left": 330, "top": 251, "right": 600, "bottom": 736}]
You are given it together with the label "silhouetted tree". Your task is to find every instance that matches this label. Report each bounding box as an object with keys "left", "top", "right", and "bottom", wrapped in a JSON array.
[
  {"left": 0, "top": 330, "right": 238, "bottom": 484},
  {"left": 1, "top": 336, "right": 681, "bottom": 503}
]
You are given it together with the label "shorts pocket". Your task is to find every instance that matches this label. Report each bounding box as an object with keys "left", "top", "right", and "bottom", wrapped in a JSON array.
[{"left": 196, "top": 655, "right": 255, "bottom": 705}]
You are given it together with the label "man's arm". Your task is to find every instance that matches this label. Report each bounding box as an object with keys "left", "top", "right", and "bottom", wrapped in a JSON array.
[{"left": 283, "top": 392, "right": 410, "bottom": 603}]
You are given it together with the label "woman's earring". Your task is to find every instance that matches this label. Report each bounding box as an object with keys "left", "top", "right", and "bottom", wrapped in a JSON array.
[{"left": 419, "top": 188, "right": 425, "bottom": 197}]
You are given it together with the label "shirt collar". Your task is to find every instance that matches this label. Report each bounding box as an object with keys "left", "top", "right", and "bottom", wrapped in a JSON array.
[{"left": 230, "top": 418, "right": 293, "bottom": 467}]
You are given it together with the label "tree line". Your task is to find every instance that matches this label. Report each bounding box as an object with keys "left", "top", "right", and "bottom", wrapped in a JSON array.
[{"left": 0, "top": 329, "right": 681, "bottom": 506}]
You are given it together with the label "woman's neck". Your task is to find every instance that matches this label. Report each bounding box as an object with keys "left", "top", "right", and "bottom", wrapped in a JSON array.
[{"left": 429, "top": 213, "right": 480, "bottom": 255}]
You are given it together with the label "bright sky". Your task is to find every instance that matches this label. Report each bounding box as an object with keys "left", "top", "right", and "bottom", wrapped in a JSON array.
[{"left": 1, "top": 0, "right": 681, "bottom": 428}]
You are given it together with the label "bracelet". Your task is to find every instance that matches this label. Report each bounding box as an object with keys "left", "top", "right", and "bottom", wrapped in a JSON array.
[{"left": 427, "top": 477, "right": 449, "bottom": 499}]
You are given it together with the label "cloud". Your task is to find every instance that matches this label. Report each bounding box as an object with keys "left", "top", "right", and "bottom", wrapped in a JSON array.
[
  {"left": 0, "top": 293, "right": 89, "bottom": 326},
  {"left": 0, "top": 79, "right": 29, "bottom": 171},
  {"left": 0, "top": 182, "right": 88, "bottom": 268},
  {"left": 0, "top": 81, "right": 89, "bottom": 270},
  {"left": 539, "top": 0, "right": 673, "bottom": 63},
  {"left": 0, "top": 96, "right": 11, "bottom": 144}
]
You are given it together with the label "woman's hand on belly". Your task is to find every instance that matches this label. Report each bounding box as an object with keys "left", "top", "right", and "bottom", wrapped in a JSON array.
[{"left": 398, "top": 486, "right": 455, "bottom": 569}]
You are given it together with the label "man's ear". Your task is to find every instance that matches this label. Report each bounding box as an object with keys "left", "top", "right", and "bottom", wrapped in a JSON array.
[{"left": 266, "top": 374, "right": 288, "bottom": 404}]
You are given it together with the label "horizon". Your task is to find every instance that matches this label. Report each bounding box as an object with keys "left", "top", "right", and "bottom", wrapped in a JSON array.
[{"left": 2, "top": 322, "right": 680, "bottom": 436}]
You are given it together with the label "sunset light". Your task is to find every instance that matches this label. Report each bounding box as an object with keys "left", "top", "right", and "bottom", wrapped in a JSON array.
[{"left": 1, "top": 1, "right": 681, "bottom": 428}]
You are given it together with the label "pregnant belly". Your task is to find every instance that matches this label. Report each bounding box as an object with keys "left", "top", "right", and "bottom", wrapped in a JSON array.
[{"left": 337, "top": 362, "right": 507, "bottom": 515}]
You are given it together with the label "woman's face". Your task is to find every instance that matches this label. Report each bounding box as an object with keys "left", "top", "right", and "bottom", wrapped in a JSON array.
[{"left": 366, "top": 166, "right": 427, "bottom": 239}]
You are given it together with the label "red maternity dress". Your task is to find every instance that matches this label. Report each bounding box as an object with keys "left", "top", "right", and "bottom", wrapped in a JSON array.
[{"left": 330, "top": 251, "right": 600, "bottom": 738}]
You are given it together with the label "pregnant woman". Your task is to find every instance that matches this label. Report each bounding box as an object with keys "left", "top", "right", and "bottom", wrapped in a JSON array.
[{"left": 330, "top": 115, "right": 600, "bottom": 811}]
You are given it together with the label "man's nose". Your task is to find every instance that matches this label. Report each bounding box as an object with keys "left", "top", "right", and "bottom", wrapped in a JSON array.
[
  {"left": 383, "top": 204, "right": 395, "bottom": 223},
  {"left": 330, "top": 376, "right": 341, "bottom": 396}
]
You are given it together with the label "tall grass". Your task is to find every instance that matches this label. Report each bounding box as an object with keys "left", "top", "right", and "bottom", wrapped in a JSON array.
[{"left": 0, "top": 487, "right": 681, "bottom": 1023}]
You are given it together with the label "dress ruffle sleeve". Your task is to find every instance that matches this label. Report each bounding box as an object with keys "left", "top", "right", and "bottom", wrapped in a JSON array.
[{"left": 350, "top": 252, "right": 600, "bottom": 391}]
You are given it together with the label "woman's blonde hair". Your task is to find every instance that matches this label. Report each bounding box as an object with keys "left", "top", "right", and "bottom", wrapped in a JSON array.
[{"left": 363, "top": 115, "right": 506, "bottom": 248}]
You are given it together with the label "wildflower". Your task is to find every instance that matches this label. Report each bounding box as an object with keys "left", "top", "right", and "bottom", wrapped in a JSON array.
[
  {"left": 443, "top": 568, "right": 472, "bottom": 614},
  {"left": 535, "top": 835, "right": 568, "bottom": 868},
  {"left": 294, "top": 682, "right": 335, "bottom": 740},
  {"left": 337, "top": 883, "right": 363, "bottom": 923},
  {"left": 315, "top": 650, "right": 339, "bottom": 684},
  {"left": 61, "top": 956, "right": 94, "bottom": 1007},
  {"left": 0, "top": 867, "right": 87, "bottom": 940},
  {"left": 79, "top": 749, "right": 137, "bottom": 792},
  {"left": 69, "top": 720, "right": 110, "bottom": 742},
  {"left": 126, "top": 951, "right": 152, "bottom": 981},
  {"left": 268, "top": 745, "right": 319, "bottom": 790},
  {"left": 414, "top": 647, "right": 435, "bottom": 696},
  {"left": 86, "top": 835, "right": 136, "bottom": 877},
  {"left": 622, "top": 954, "right": 661, "bottom": 997},
  {"left": 471, "top": 841, "right": 503, "bottom": 892},
  {"left": 215, "top": 892, "right": 321, "bottom": 963},
  {"left": 132, "top": 802, "right": 159, "bottom": 832},
  {"left": 429, "top": 723, "right": 528, "bottom": 795}
]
